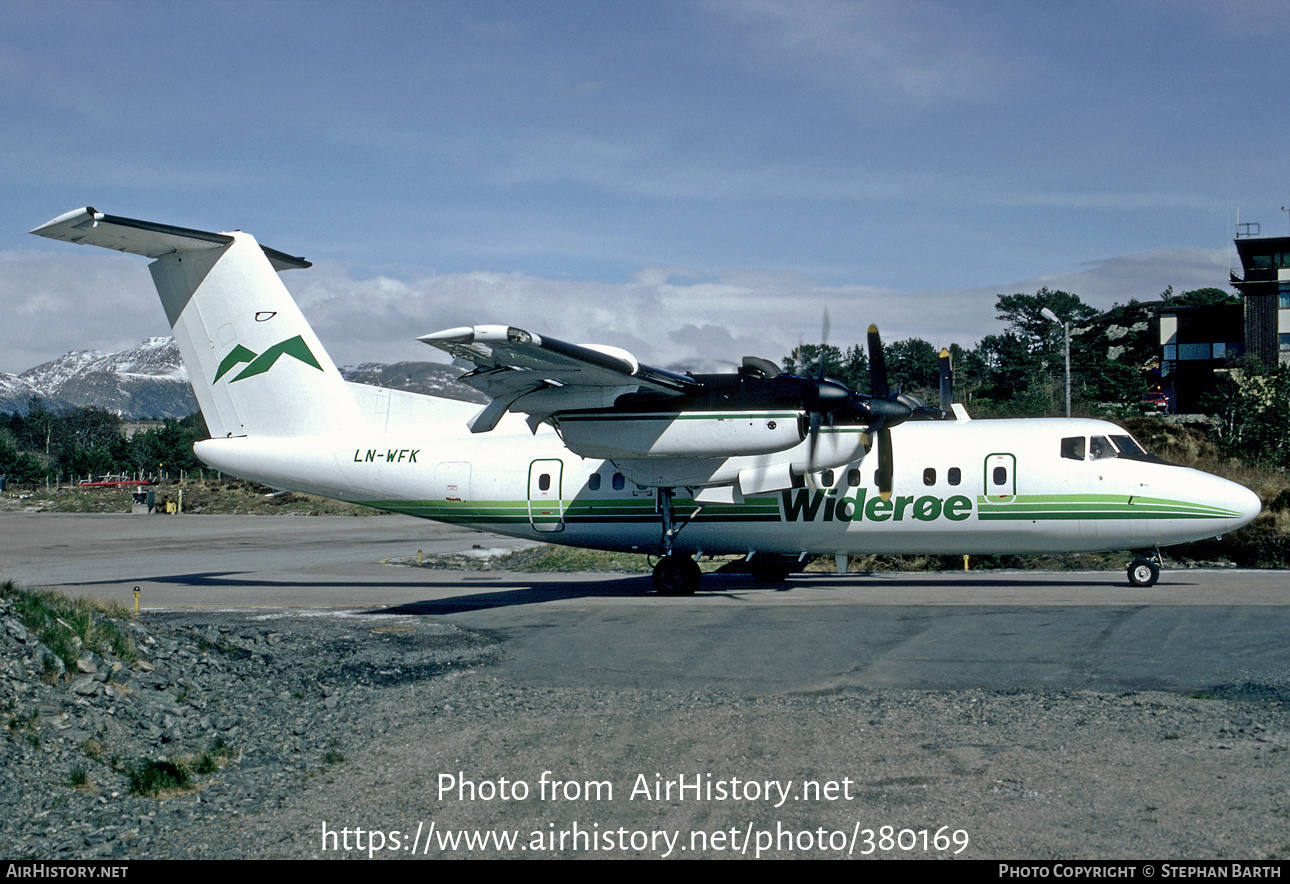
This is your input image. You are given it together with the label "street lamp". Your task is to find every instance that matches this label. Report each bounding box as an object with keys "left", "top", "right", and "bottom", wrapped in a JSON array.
[{"left": 1040, "top": 307, "right": 1071, "bottom": 418}]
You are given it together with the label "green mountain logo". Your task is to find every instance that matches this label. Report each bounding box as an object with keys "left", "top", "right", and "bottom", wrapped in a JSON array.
[{"left": 214, "top": 335, "right": 323, "bottom": 383}]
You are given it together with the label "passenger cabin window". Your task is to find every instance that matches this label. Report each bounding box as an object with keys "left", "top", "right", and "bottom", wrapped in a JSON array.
[
  {"left": 948, "top": 467, "right": 961, "bottom": 486},
  {"left": 992, "top": 466, "right": 1008, "bottom": 486},
  {"left": 821, "top": 470, "right": 835, "bottom": 488},
  {"left": 612, "top": 473, "right": 625, "bottom": 491},
  {"left": 538, "top": 474, "right": 551, "bottom": 492},
  {"left": 923, "top": 468, "right": 936, "bottom": 486},
  {"left": 588, "top": 473, "right": 601, "bottom": 491},
  {"left": 1061, "top": 436, "right": 1086, "bottom": 460},
  {"left": 847, "top": 469, "right": 861, "bottom": 487}
]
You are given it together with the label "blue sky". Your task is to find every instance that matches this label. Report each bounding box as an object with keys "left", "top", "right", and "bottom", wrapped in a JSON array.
[{"left": 5, "top": 0, "right": 1289, "bottom": 375}]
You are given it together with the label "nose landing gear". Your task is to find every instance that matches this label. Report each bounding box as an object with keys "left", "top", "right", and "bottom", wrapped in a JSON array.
[{"left": 1126, "top": 550, "right": 1163, "bottom": 587}]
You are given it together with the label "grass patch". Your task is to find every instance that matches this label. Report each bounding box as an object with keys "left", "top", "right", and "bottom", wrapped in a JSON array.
[
  {"left": 413, "top": 545, "right": 742, "bottom": 573},
  {"left": 8, "top": 706, "right": 38, "bottom": 733},
  {"left": 0, "top": 581, "right": 137, "bottom": 679},
  {"left": 128, "top": 759, "right": 189, "bottom": 797},
  {"left": 19, "top": 478, "right": 385, "bottom": 517},
  {"left": 193, "top": 736, "right": 235, "bottom": 775},
  {"left": 494, "top": 546, "right": 654, "bottom": 572}
]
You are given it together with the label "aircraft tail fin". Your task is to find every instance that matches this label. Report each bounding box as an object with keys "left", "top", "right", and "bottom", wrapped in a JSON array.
[{"left": 32, "top": 208, "right": 362, "bottom": 439}]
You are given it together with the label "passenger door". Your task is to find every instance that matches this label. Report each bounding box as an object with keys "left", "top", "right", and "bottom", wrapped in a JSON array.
[{"left": 527, "top": 459, "right": 565, "bottom": 532}]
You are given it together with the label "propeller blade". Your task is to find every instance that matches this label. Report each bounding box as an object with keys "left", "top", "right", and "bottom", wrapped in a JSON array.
[
  {"left": 939, "top": 348, "right": 953, "bottom": 416},
  {"left": 877, "top": 424, "right": 894, "bottom": 500},
  {"left": 867, "top": 325, "right": 888, "bottom": 398},
  {"left": 807, "top": 410, "right": 823, "bottom": 474}
]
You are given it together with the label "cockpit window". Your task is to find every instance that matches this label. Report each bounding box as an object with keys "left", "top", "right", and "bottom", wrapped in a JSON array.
[
  {"left": 1061, "top": 432, "right": 1165, "bottom": 464},
  {"left": 1089, "top": 436, "right": 1117, "bottom": 460},
  {"left": 1109, "top": 433, "right": 1168, "bottom": 464},
  {"left": 1110, "top": 435, "right": 1146, "bottom": 457}
]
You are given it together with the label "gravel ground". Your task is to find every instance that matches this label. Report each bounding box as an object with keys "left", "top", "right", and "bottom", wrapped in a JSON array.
[{"left": 4, "top": 602, "right": 1289, "bottom": 860}]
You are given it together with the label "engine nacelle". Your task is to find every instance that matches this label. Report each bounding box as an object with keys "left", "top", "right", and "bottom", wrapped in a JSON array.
[{"left": 556, "top": 410, "right": 804, "bottom": 460}]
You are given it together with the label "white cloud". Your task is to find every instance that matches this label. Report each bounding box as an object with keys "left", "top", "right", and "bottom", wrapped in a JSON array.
[
  {"left": 0, "top": 250, "right": 168, "bottom": 374},
  {"left": 4, "top": 244, "right": 1234, "bottom": 380}
]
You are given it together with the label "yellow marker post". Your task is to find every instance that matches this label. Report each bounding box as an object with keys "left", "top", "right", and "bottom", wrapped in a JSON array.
[
  {"left": 963, "top": 555, "right": 969, "bottom": 571},
  {"left": 133, "top": 586, "right": 140, "bottom": 615}
]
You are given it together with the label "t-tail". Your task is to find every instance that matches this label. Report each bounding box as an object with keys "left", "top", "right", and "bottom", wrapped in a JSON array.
[{"left": 31, "top": 208, "right": 362, "bottom": 439}]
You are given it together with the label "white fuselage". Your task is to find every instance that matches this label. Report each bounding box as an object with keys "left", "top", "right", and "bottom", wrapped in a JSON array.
[{"left": 194, "top": 385, "right": 1261, "bottom": 559}]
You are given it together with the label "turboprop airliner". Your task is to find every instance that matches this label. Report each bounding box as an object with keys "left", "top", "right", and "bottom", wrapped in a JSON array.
[{"left": 31, "top": 208, "right": 1262, "bottom": 594}]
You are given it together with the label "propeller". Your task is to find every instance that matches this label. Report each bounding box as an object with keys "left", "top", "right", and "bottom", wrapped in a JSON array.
[
  {"left": 804, "top": 310, "right": 852, "bottom": 483},
  {"left": 798, "top": 322, "right": 910, "bottom": 497},
  {"left": 791, "top": 322, "right": 954, "bottom": 499}
]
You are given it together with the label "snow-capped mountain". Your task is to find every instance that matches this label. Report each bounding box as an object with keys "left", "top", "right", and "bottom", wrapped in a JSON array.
[
  {"left": 2, "top": 339, "right": 484, "bottom": 418},
  {"left": 2, "top": 338, "right": 193, "bottom": 417}
]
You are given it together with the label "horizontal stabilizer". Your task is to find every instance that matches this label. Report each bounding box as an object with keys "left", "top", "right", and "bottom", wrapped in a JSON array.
[{"left": 31, "top": 207, "right": 311, "bottom": 271}]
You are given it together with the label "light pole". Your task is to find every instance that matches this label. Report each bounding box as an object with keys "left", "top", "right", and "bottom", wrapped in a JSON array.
[{"left": 1040, "top": 307, "right": 1070, "bottom": 418}]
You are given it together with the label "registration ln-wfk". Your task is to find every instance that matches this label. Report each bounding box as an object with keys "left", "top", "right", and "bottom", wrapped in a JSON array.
[{"left": 31, "top": 208, "right": 1262, "bottom": 594}]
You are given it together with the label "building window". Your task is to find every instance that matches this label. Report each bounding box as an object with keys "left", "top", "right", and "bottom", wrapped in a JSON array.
[
  {"left": 1280, "top": 333, "right": 1290, "bottom": 352},
  {"left": 1279, "top": 282, "right": 1290, "bottom": 309},
  {"left": 1253, "top": 252, "right": 1290, "bottom": 269}
]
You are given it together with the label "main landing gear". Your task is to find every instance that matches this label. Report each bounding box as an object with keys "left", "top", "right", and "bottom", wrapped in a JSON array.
[
  {"left": 653, "top": 554, "right": 702, "bottom": 595},
  {"left": 1126, "top": 549, "right": 1163, "bottom": 587},
  {"left": 652, "top": 487, "right": 703, "bottom": 595}
]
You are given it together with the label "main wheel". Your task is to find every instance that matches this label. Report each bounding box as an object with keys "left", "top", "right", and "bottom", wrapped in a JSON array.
[
  {"left": 1127, "top": 557, "right": 1160, "bottom": 588},
  {"left": 653, "top": 555, "right": 701, "bottom": 595}
]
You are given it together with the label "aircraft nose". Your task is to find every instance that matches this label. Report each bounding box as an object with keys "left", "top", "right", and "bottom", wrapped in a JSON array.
[{"left": 1227, "top": 482, "right": 1262, "bottom": 531}]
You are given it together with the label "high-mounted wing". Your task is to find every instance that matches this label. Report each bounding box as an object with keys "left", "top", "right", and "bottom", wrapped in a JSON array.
[{"left": 420, "top": 325, "right": 698, "bottom": 432}]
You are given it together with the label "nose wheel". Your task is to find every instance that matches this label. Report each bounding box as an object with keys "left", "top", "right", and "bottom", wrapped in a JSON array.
[
  {"left": 1127, "top": 552, "right": 1161, "bottom": 587},
  {"left": 653, "top": 554, "right": 701, "bottom": 595}
]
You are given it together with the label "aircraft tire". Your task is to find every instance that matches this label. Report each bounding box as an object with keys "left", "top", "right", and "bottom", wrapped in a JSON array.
[
  {"left": 1127, "top": 557, "right": 1160, "bottom": 588},
  {"left": 653, "top": 555, "right": 700, "bottom": 595}
]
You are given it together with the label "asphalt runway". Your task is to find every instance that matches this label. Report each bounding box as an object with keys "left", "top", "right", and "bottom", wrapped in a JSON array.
[{"left": 3, "top": 511, "right": 1288, "bottom": 698}]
